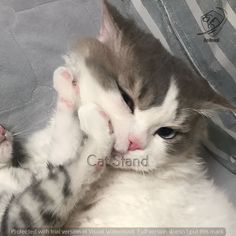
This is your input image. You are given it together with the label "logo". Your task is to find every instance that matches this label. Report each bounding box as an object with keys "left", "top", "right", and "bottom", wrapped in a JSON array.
[{"left": 197, "top": 7, "right": 226, "bottom": 42}]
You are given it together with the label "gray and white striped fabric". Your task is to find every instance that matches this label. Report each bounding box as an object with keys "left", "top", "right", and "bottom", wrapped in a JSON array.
[{"left": 113, "top": 0, "right": 236, "bottom": 174}]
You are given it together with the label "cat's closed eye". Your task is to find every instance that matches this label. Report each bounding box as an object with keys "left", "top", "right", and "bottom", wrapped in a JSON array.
[
  {"left": 117, "top": 83, "right": 134, "bottom": 113},
  {"left": 154, "top": 127, "right": 177, "bottom": 139}
]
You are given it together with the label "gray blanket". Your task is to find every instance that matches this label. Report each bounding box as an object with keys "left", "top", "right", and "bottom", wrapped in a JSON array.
[
  {"left": 0, "top": 0, "right": 101, "bottom": 134},
  {"left": 0, "top": 0, "right": 235, "bottom": 204}
]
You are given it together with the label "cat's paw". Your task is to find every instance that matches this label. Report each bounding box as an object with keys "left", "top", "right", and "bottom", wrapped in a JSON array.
[
  {"left": 78, "top": 104, "right": 114, "bottom": 173},
  {"left": 113, "top": 130, "right": 130, "bottom": 154},
  {"left": 53, "top": 66, "right": 80, "bottom": 109},
  {"left": 78, "top": 103, "right": 113, "bottom": 140},
  {"left": 112, "top": 118, "right": 133, "bottom": 153},
  {"left": 0, "top": 125, "right": 13, "bottom": 165}
]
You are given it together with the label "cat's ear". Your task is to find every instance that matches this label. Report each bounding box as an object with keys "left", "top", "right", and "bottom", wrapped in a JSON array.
[
  {"left": 98, "top": 0, "right": 124, "bottom": 50},
  {"left": 196, "top": 80, "right": 236, "bottom": 116}
]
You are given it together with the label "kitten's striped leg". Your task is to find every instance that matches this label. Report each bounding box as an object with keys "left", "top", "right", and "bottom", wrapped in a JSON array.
[{"left": 0, "top": 103, "right": 114, "bottom": 235}]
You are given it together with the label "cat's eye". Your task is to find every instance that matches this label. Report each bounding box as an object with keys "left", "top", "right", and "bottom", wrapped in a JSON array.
[
  {"left": 121, "top": 92, "right": 134, "bottom": 113},
  {"left": 117, "top": 83, "right": 134, "bottom": 113},
  {"left": 154, "top": 127, "right": 176, "bottom": 139}
]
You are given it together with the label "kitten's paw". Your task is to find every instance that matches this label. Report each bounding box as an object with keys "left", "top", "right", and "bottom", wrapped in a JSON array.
[
  {"left": 53, "top": 67, "right": 80, "bottom": 109},
  {"left": 0, "top": 125, "right": 13, "bottom": 165},
  {"left": 113, "top": 119, "right": 133, "bottom": 153},
  {"left": 78, "top": 103, "right": 114, "bottom": 145},
  {"left": 78, "top": 104, "right": 114, "bottom": 173},
  {"left": 114, "top": 133, "right": 130, "bottom": 154}
]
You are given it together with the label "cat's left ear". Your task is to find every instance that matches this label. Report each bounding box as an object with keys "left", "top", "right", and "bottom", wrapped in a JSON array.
[
  {"left": 98, "top": 0, "right": 125, "bottom": 51},
  {"left": 197, "top": 80, "right": 236, "bottom": 116}
]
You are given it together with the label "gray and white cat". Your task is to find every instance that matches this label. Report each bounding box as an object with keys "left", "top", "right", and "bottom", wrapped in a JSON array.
[
  {"left": 0, "top": 0, "right": 236, "bottom": 235},
  {"left": 0, "top": 64, "right": 117, "bottom": 234},
  {"left": 0, "top": 3, "right": 134, "bottom": 232},
  {"left": 65, "top": 1, "right": 236, "bottom": 234}
]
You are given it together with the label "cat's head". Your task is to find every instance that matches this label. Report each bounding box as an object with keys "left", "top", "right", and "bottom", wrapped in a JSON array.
[{"left": 99, "top": 0, "right": 236, "bottom": 171}]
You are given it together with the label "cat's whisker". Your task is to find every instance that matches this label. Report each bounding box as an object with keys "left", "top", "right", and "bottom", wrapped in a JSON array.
[
  {"left": 12, "top": 132, "right": 24, "bottom": 137},
  {"left": 12, "top": 129, "right": 32, "bottom": 137},
  {"left": 141, "top": 169, "right": 146, "bottom": 178},
  {"left": 15, "top": 159, "right": 24, "bottom": 169}
]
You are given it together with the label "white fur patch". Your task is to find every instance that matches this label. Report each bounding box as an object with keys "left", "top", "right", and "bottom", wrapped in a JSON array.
[{"left": 130, "top": 78, "right": 179, "bottom": 148}]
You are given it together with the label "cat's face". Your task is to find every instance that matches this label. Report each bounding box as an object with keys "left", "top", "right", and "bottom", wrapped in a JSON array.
[{"left": 98, "top": 1, "right": 236, "bottom": 171}]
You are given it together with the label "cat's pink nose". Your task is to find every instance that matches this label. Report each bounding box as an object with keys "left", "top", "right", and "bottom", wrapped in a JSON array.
[
  {"left": 0, "top": 125, "right": 6, "bottom": 136},
  {"left": 128, "top": 137, "right": 141, "bottom": 151}
]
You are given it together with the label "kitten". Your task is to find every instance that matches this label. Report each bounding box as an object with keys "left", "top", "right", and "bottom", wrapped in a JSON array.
[
  {"left": 0, "top": 67, "right": 114, "bottom": 234},
  {"left": 0, "top": 0, "right": 235, "bottom": 234},
  {"left": 0, "top": 5, "right": 135, "bottom": 233},
  {"left": 64, "top": 1, "right": 236, "bottom": 234}
]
